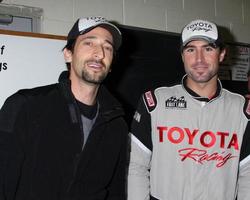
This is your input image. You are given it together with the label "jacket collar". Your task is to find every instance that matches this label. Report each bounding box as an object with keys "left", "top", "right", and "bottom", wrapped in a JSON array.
[
  {"left": 58, "top": 71, "right": 125, "bottom": 122},
  {"left": 182, "top": 74, "right": 222, "bottom": 102}
]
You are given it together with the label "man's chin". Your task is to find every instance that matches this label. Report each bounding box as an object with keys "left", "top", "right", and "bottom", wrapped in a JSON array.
[{"left": 83, "top": 76, "right": 106, "bottom": 85}]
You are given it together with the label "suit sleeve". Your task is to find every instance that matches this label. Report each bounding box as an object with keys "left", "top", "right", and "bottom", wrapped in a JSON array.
[
  {"left": 127, "top": 95, "right": 153, "bottom": 200},
  {"left": 238, "top": 159, "right": 250, "bottom": 200}
]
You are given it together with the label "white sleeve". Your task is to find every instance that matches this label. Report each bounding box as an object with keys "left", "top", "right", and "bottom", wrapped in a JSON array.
[
  {"left": 127, "top": 134, "right": 152, "bottom": 200},
  {"left": 237, "top": 156, "right": 250, "bottom": 200}
]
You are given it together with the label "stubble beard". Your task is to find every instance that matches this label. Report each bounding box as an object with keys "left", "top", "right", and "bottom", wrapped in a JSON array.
[
  {"left": 187, "top": 69, "right": 217, "bottom": 83},
  {"left": 81, "top": 68, "right": 108, "bottom": 85},
  {"left": 186, "top": 62, "right": 218, "bottom": 83}
]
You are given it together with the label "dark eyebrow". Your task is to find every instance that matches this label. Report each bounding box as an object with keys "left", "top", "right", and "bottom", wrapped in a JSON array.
[
  {"left": 207, "top": 43, "right": 218, "bottom": 49},
  {"left": 82, "top": 35, "right": 114, "bottom": 48},
  {"left": 105, "top": 40, "right": 115, "bottom": 49},
  {"left": 182, "top": 45, "right": 195, "bottom": 50}
]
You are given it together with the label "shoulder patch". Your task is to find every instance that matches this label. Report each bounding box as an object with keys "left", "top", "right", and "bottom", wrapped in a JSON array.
[{"left": 143, "top": 90, "right": 157, "bottom": 112}]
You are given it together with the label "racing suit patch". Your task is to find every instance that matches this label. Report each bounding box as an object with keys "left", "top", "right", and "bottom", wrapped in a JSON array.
[
  {"left": 165, "top": 96, "right": 187, "bottom": 109},
  {"left": 144, "top": 91, "right": 157, "bottom": 112}
]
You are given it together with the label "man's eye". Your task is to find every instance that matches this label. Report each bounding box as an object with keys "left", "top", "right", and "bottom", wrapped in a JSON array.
[
  {"left": 185, "top": 48, "right": 194, "bottom": 53},
  {"left": 83, "top": 41, "right": 93, "bottom": 46},
  {"left": 104, "top": 45, "right": 113, "bottom": 52},
  {"left": 205, "top": 47, "right": 214, "bottom": 51}
]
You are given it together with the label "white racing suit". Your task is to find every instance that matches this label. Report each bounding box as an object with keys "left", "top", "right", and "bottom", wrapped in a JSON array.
[{"left": 128, "top": 76, "right": 250, "bottom": 200}]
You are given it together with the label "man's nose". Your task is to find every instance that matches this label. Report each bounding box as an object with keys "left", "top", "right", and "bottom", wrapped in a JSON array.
[
  {"left": 93, "top": 45, "right": 105, "bottom": 60},
  {"left": 195, "top": 50, "right": 205, "bottom": 63}
]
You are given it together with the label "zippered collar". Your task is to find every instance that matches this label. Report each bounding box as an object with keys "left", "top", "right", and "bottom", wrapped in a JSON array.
[
  {"left": 181, "top": 74, "right": 222, "bottom": 102},
  {"left": 58, "top": 71, "right": 125, "bottom": 123}
]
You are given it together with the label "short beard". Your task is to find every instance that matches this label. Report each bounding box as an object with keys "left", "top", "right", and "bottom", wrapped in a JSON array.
[
  {"left": 187, "top": 69, "right": 217, "bottom": 84},
  {"left": 81, "top": 70, "right": 107, "bottom": 85}
]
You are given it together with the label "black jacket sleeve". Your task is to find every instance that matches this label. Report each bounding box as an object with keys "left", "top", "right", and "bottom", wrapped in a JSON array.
[{"left": 0, "top": 93, "right": 27, "bottom": 199}]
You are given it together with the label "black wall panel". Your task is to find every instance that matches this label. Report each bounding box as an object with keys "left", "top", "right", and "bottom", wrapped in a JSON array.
[{"left": 104, "top": 25, "right": 248, "bottom": 124}]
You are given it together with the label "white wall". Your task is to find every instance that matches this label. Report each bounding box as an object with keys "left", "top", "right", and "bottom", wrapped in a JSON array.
[
  {"left": 2, "top": 0, "right": 250, "bottom": 44},
  {"left": 0, "top": 33, "right": 66, "bottom": 107}
]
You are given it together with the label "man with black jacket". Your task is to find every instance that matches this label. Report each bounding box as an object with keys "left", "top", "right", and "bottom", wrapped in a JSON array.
[{"left": 0, "top": 16, "right": 128, "bottom": 200}]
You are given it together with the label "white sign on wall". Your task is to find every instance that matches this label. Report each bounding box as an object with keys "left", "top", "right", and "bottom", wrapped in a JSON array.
[
  {"left": 219, "top": 44, "right": 250, "bottom": 81},
  {"left": 0, "top": 31, "right": 67, "bottom": 108}
]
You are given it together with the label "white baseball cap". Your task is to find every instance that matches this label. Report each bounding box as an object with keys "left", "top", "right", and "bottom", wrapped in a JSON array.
[
  {"left": 67, "top": 16, "right": 122, "bottom": 50},
  {"left": 181, "top": 19, "right": 219, "bottom": 47}
]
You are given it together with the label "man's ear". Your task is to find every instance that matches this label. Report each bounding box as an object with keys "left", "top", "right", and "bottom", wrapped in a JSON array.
[
  {"left": 219, "top": 48, "right": 227, "bottom": 63},
  {"left": 63, "top": 48, "right": 72, "bottom": 63},
  {"left": 181, "top": 53, "right": 185, "bottom": 64}
]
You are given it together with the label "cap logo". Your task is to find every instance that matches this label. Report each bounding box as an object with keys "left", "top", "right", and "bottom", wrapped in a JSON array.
[
  {"left": 85, "top": 16, "right": 107, "bottom": 23},
  {"left": 186, "top": 22, "right": 213, "bottom": 33},
  {"left": 78, "top": 17, "right": 109, "bottom": 32}
]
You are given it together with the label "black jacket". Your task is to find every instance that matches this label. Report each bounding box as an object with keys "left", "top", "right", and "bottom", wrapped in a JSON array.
[{"left": 0, "top": 72, "right": 128, "bottom": 200}]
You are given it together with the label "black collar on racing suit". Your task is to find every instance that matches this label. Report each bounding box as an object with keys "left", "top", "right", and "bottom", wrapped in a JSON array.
[{"left": 182, "top": 74, "right": 222, "bottom": 102}]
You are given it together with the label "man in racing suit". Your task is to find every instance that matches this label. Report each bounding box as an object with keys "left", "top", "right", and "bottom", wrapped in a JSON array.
[{"left": 127, "top": 19, "right": 250, "bottom": 200}]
